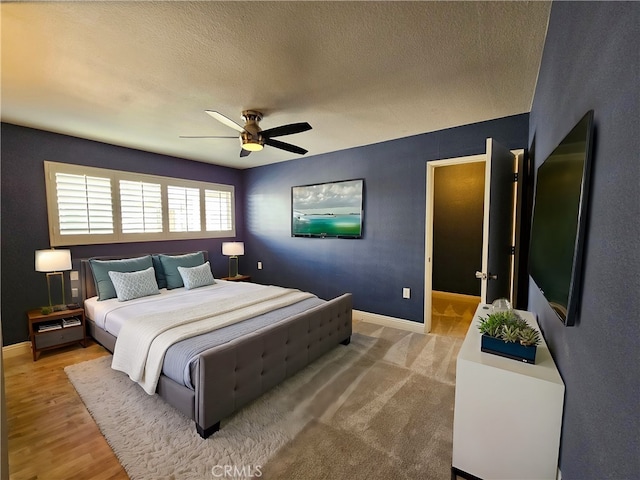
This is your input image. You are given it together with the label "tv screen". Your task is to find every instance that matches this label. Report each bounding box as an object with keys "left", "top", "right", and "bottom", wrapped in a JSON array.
[
  {"left": 292, "top": 179, "right": 364, "bottom": 238},
  {"left": 529, "top": 110, "right": 594, "bottom": 326}
]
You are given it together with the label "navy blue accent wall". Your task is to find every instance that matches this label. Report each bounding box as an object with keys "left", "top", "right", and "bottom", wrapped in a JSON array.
[
  {"left": 528, "top": 2, "right": 639, "bottom": 478},
  {"left": 243, "top": 114, "right": 528, "bottom": 322},
  {"left": 1, "top": 123, "right": 244, "bottom": 345}
]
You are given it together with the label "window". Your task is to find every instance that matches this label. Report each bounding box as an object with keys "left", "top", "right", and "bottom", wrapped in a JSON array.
[
  {"left": 205, "top": 189, "right": 233, "bottom": 231},
  {"left": 55, "top": 172, "right": 114, "bottom": 235},
  {"left": 168, "top": 185, "right": 201, "bottom": 233},
  {"left": 44, "top": 161, "right": 235, "bottom": 246},
  {"left": 119, "top": 180, "right": 163, "bottom": 234}
]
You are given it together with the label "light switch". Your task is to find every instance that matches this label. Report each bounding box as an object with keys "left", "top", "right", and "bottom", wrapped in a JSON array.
[
  {"left": 70, "top": 270, "right": 79, "bottom": 281},
  {"left": 403, "top": 288, "right": 411, "bottom": 299}
]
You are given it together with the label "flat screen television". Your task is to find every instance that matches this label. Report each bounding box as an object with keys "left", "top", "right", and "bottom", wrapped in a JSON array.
[
  {"left": 292, "top": 178, "right": 364, "bottom": 238},
  {"left": 529, "top": 110, "right": 594, "bottom": 326}
]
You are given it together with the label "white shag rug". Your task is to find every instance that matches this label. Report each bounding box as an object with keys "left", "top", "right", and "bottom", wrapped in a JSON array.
[{"left": 65, "top": 346, "right": 353, "bottom": 480}]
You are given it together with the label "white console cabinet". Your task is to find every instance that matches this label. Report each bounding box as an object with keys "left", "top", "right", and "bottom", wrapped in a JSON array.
[{"left": 452, "top": 304, "right": 565, "bottom": 480}]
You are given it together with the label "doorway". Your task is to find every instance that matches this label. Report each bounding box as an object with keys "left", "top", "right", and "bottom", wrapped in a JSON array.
[
  {"left": 425, "top": 155, "right": 484, "bottom": 336},
  {"left": 424, "top": 145, "right": 523, "bottom": 333}
]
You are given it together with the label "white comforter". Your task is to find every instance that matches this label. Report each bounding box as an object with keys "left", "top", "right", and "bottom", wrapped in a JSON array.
[{"left": 109, "top": 283, "right": 313, "bottom": 394}]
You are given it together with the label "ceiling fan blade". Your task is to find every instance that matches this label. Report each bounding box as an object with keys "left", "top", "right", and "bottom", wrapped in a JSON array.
[
  {"left": 179, "top": 135, "right": 237, "bottom": 139},
  {"left": 261, "top": 122, "right": 312, "bottom": 139},
  {"left": 205, "top": 110, "right": 245, "bottom": 133},
  {"left": 240, "top": 148, "right": 251, "bottom": 157},
  {"left": 264, "top": 138, "right": 308, "bottom": 155}
]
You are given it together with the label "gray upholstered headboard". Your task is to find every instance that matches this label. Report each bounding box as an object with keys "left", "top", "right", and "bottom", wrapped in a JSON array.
[{"left": 80, "top": 251, "right": 209, "bottom": 301}]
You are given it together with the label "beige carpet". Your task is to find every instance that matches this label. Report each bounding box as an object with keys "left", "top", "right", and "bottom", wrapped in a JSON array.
[{"left": 65, "top": 321, "right": 462, "bottom": 480}]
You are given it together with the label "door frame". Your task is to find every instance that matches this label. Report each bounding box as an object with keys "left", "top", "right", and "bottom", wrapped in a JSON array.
[{"left": 424, "top": 149, "right": 524, "bottom": 333}]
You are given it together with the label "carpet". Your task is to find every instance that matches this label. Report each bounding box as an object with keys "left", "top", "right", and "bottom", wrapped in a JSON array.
[{"left": 65, "top": 322, "right": 462, "bottom": 480}]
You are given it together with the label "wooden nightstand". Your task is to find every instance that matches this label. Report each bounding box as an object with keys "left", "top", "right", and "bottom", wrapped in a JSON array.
[
  {"left": 220, "top": 275, "right": 251, "bottom": 282},
  {"left": 27, "top": 307, "right": 86, "bottom": 361}
]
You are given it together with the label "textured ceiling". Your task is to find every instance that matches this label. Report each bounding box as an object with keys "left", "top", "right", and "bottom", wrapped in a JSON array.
[{"left": 1, "top": 2, "right": 551, "bottom": 169}]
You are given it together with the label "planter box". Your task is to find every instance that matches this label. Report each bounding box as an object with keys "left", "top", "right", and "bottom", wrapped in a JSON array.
[{"left": 481, "top": 334, "right": 537, "bottom": 364}]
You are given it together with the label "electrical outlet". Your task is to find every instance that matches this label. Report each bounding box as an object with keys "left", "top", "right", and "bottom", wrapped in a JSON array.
[
  {"left": 403, "top": 288, "right": 410, "bottom": 299},
  {"left": 70, "top": 270, "right": 79, "bottom": 281},
  {"left": 71, "top": 288, "right": 79, "bottom": 298},
  {"left": 257, "top": 261, "right": 263, "bottom": 270}
]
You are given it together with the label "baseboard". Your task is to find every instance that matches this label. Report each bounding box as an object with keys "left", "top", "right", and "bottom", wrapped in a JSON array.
[
  {"left": 432, "top": 290, "right": 481, "bottom": 303},
  {"left": 2, "top": 342, "right": 30, "bottom": 359},
  {"left": 353, "top": 310, "right": 425, "bottom": 333}
]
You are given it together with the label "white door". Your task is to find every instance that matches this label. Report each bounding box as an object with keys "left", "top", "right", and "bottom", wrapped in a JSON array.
[{"left": 478, "top": 138, "right": 517, "bottom": 304}]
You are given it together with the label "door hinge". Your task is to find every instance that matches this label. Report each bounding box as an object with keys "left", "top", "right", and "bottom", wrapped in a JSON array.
[{"left": 513, "top": 172, "right": 519, "bottom": 182}]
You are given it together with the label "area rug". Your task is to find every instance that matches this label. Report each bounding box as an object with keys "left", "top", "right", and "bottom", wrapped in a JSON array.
[{"left": 65, "top": 322, "right": 462, "bottom": 480}]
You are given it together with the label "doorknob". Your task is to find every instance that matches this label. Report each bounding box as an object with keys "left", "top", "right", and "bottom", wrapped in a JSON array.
[{"left": 475, "top": 271, "right": 497, "bottom": 280}]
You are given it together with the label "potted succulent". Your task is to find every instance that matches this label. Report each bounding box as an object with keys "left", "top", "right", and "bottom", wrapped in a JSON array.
[{"left": 477, "top": 310, "right": 541, "bottom": 364}]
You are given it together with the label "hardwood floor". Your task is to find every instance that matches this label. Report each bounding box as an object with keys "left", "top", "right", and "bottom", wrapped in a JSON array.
[{"left": 4, "top": 341, "right": 128, "bottom": 480}]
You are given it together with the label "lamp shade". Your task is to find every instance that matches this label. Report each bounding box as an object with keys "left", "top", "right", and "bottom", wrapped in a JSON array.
[
  {"left": 35, "top": 249, "right": 72, "bottom": 272},
  {"left": 222, "top": 242, "right": 244, "bottom": 256}
]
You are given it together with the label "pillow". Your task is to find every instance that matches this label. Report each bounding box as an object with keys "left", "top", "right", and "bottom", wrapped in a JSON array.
[
  {"left": 108, "top": 267, "right": 160, "bottom": 302},
  {"left": 89, "top": 255, "right": 153, "bottom": 301},
  {"left": 178, "top": 262, "right": 215, "bottom": 290},
  {"left": 151, "top": 255, "right": 167, "bottom": 289},
  {"left": 158, "top": 252, "right": 205, "bottom": 289}
]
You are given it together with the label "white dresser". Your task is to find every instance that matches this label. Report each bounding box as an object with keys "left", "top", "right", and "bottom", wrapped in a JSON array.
[{"left": 452, "top": 304, "right": 565, "bottom": 480}]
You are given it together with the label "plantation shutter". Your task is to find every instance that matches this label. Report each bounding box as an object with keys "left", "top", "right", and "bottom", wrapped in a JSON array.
[
  {"left": 45, "top": 161, "right": 235, "bottom": 245},
  {"left": 167, "top": 185, "right": 201, "bottom": 232},
  {"left": 55, "top": 172, "right": 114, "bottom": 235},
  {"left": 119, "top": 180, "right": 163, "bottom": 233},
  {"left": 205, "top": 189, "right": 233, "bottom": 231}
]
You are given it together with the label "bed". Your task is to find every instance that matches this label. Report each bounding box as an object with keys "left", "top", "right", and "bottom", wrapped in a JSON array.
[{"left": 80, "top": 252, "right": 352, "bottom": 438}]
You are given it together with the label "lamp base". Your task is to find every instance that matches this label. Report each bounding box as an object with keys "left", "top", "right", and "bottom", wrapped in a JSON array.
[{"left": 228, "top": 256, "right": 239, "bottom": 278}]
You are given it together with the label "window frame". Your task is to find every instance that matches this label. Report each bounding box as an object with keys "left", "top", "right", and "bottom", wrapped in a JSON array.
[{"left": 44, "top": 161, "right": 236, "bottom": 246}]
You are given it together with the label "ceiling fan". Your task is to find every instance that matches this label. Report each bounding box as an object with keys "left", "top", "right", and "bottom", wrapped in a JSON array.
[{"left": 180, "top": 110, "right": 312, "bottom": 157}]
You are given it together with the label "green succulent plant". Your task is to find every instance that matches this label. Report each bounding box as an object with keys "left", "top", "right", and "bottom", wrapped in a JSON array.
[
  {"left": 501, "top": 324, "right": 521, "bottom": 343},
  {"left": 517, "top": 327, "right": 541, "bottom": 347},
  {"left": 478, "top": 310, "right": 540, "bottom": 347}
]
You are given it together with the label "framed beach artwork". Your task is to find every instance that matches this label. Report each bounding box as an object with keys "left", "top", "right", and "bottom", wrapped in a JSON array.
[{"left": 291, "top": 178, "right": 364, "bottom": 238}]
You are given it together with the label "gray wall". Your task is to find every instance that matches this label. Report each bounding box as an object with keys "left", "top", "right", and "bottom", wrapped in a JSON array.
[{"left": 528, "top": 2, "right": 639, "bottom": 478}]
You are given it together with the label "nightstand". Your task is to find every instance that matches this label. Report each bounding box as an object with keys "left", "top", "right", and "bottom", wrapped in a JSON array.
[
  {"left": 220, "top": 275, "right": 251, "bottom": 282},
  {"left": 27, "top": 307, "right": 86, "bottom": 361}
]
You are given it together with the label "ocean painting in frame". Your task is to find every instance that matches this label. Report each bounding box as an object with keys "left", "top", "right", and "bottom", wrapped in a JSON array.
[{"left": 292, "top": 179, "right": 364, "bottom": 238}]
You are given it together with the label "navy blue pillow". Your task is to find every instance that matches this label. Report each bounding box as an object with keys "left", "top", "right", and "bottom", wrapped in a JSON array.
[
  {"left": 89, "top": 255, "right": 153, "bottom": 301},
  {"left": 158, "top": 252, "right": 205, "bottom": 289}
]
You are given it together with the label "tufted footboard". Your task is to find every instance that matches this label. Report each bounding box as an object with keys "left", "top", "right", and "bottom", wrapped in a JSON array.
[{"left": 192, "top": 293, "right": 352, "bottom": 438}]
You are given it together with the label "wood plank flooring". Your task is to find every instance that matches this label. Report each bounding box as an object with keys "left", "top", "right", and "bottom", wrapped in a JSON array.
[{"left": 4, "top": 341, "right": 128, "bottom": 480}]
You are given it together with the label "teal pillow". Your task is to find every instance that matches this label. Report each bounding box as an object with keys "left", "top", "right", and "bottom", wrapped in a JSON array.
[
  {"left": 89, "top": 255, "right": 153, "bottom": 301},
  {"left": 159, "top": 252, "right": 205, "bottom": 289},
  {"left": 151, "top": 255, "right": 167, "bottom": 289}
]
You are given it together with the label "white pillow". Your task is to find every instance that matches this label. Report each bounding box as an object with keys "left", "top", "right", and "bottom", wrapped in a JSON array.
[
  {"left": 177, "top": 262, "right": 215, "bottom": 290},
  {"left": 108, "top": 266, "right": 160, "bottom": 302}
]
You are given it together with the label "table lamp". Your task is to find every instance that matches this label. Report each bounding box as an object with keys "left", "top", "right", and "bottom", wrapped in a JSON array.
[
  {"left": 222, "top": 242, "right": 244, "bottom": 278},
  {"left": 35, "top": 249, "right": 72, "bottom": 312}
]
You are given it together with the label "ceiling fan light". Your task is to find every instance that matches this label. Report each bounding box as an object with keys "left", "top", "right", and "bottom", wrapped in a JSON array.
[{"left": 243, "top": 141, "right": 264, "bottom": 152}]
